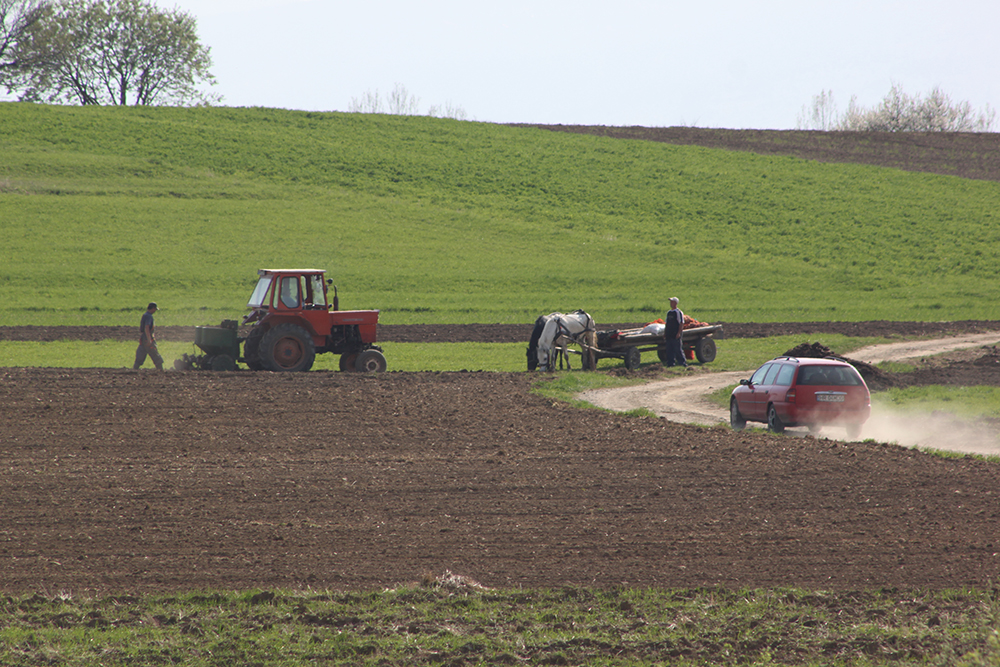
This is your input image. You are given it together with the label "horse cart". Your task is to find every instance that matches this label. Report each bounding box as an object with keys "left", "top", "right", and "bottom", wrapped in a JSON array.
[{"left": 594, "top": 323, "right": 724, "bottom": 370}]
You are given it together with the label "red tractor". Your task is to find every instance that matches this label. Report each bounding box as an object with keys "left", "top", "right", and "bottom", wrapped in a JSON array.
[{"left": 241, "top": 268, "right": 386, "bottom": 373}]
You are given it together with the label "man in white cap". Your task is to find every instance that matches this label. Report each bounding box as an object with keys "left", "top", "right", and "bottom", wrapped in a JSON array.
[{"left": 662, "top": 297, "right": 687, "bottom": 368}]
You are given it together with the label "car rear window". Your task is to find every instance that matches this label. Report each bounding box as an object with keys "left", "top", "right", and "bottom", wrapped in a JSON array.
[{"left": 797, "top": 365, "right": 862, "bottom": 386}]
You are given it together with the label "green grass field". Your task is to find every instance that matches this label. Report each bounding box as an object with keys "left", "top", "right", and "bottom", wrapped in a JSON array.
[
  {"left": 2, "top": 584, "right": 997, "bottom": 666},
  {"left": 0, "top": 333, "right": 893, "bottom": 373},
  {"left": 2, "top": 104, "right": 999, "bottom": 326}
]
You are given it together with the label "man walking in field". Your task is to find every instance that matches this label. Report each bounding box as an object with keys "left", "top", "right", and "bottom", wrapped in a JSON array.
[
  {"left": 663, "top": 297, "right": 687, "bottom": 368},
  {"left": 133, "top": 302, "right": 164, "bottom": 370}
]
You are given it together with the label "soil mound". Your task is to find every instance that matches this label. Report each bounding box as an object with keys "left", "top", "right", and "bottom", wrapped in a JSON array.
[
  {"left": 973, "top": 346, "right": 1000, "bottom": 367},
  {"left": 783, "top": 341, "right": 900, "bottom": 390}
]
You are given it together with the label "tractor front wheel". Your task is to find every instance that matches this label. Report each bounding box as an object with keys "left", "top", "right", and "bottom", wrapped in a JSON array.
[
  {"left": 339, "top": 353, "right": 358, "bottom": 372},
  {"left": 355, "top": 349, "right": 387, "bottom": 373},
  {"left": 260, "top": 324, "right": 316, "bottom": 372}
]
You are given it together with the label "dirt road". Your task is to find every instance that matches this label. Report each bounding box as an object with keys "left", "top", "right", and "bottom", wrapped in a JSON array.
[{"left": 580, "top": 332, "right": 1000, "bottom": 455}]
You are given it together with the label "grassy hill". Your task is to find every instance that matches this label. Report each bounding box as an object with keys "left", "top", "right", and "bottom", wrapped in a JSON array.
[{"left": 2, "top": 103, "right": 999, "bottom": 326}]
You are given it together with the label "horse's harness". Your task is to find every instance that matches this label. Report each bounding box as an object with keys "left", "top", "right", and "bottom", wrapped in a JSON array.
[{"left": 554, "top": 312, "right": 595, "bottom": 343}]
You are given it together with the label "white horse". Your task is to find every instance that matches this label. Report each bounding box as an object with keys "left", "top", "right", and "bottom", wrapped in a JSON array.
[{"left": 528, "top": 310, "right": 597, "bottom": 372}]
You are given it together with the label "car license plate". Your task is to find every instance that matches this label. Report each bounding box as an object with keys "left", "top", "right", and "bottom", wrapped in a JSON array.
[{"left": 816, "top": 393, "right": 845, "bottom": 402}]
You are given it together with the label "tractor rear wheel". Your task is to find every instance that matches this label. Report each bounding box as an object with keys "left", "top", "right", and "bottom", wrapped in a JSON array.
[
  {"left": 260, "top": 324, "right": 316, "bottom": 372},
  {"left": 355, "top": 349, "right": 387, "bottom": 373},
  {"left": 244, "top": 327, "right": 266, "bottom": 371}
]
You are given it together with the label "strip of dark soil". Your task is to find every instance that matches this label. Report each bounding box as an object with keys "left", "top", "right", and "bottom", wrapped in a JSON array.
[
  {"left": 4, "top": 320, "right": 1000, "bottom": 344},
  {"left": 514, "top": 125, "right": 1000, "bottom": 183}
]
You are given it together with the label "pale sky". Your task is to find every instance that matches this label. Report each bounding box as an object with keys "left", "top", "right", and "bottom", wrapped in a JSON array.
[{"left": 63, "top": 0, "right": 1000, "bottom": 128}]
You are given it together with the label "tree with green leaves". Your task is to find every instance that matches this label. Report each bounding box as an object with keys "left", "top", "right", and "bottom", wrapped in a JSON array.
[
  {"left": 9, "top": 0, "right": 217, "bottom": 105},
  {"left": 0, "top": 0, "right": 47, "bottom": 85}
]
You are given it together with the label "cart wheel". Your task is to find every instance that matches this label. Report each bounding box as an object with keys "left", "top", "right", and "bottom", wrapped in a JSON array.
[
  {"left": 657, "top": 347, "right": 669, "bottom": 364},
  {"left": 624, "top": 346, "right": 641, "bottom": 370},
  {"left": 695, "top": 337, "right": 717, "bottom": 363}
]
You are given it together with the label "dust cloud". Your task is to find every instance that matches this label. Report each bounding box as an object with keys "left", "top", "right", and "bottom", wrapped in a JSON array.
[{"left": 858, "top": 401, "right": 1000, "bottom": 457}]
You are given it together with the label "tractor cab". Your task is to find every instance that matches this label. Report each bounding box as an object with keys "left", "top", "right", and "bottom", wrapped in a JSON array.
[{"left": 245, "top": 269, "right": 331, "bottom": 323}]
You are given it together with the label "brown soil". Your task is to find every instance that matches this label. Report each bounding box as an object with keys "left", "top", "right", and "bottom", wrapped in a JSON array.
[
  {"left": 2, "top": 323, "right": 999, "bottom": 595},
  {"left": 515, "top": 126, "right": 1000, "bottom": 183},
  {"left": 5, "top": 319, "right": 1000, "bottom": 344}
]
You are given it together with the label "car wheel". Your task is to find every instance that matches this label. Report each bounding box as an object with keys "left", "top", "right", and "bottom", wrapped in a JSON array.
[
  {"left": 846, "top": 423, "right": 863, "bottom": 439},
  {"left": 729, "top": 399, "right": 746, "bottom": 431},
  {"left": 767, "top": 405, "right": 785, "bottom": 434}
]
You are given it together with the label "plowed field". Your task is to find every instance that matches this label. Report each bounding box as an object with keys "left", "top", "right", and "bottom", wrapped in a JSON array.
[{"left": 2, "top": 323, "right": 999, "bottom": 595}]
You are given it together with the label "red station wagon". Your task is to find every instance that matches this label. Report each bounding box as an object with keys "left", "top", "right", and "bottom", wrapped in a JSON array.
[{"left": 730, "top": 357, "right": 871, "bottom": 438}]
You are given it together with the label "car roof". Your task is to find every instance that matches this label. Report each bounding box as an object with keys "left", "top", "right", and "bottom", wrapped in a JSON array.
[
  {"left": 769, "top": 356, "right": 851, "bottom": 366},
  {"left": 257, "top": 269, "right": 325, "bottom": 276}
]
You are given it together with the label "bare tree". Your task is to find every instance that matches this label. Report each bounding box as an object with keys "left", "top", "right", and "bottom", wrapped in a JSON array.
[
  {"left": 796, "top": 89, "right": 838, "bottom": 130},
  {"left": 386, "top": 82, "right": 419, "bottom": 115},
  {"left": 10, "top": 0, "right": 217, "bottom": 105},
  {"left": 349, "top": 83, "right": 471, "bottom": 120},
  {"left": 349, "top": 88, "right": 384, "bottom": 114},
  {"left": 428, "top": 101, "right": 468, "bottom": 121},
  {"left": 350, "top": 83, "right": 421, "bottom": 116}
]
